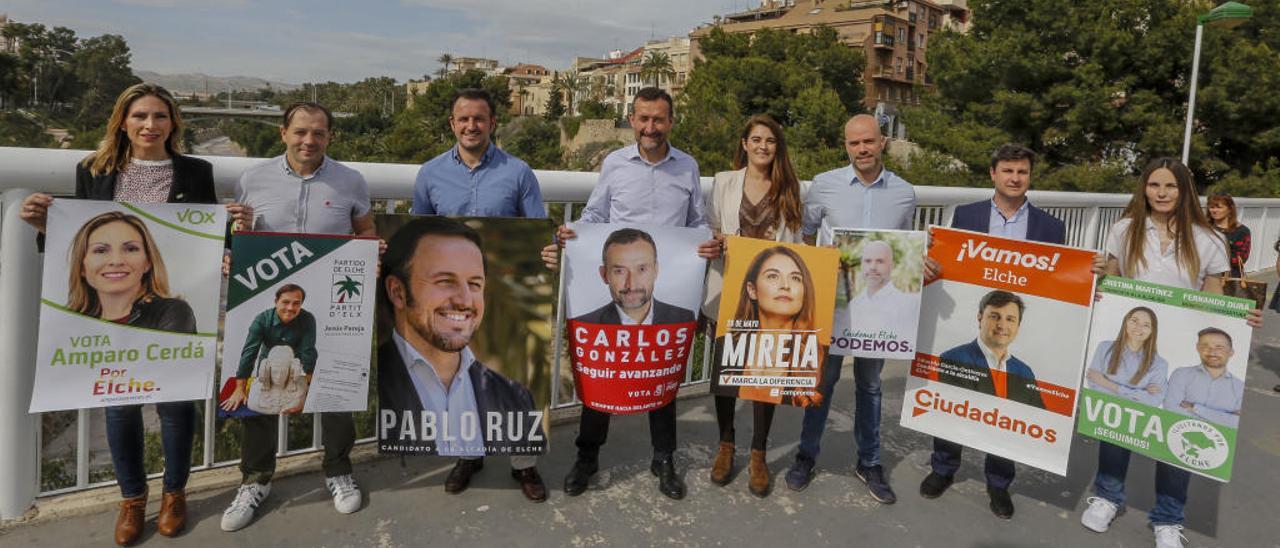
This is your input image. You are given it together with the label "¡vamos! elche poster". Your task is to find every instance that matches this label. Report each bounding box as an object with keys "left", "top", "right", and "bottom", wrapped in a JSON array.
[
  {"left": 30, "top": 200, "right": 226, "bottom": 412},
  {"left": 899, "top": 227, "right": 1096, "bottom": 475},
  {"left": 1077, "top": 276, "right": 1252, "bottom": 482}
]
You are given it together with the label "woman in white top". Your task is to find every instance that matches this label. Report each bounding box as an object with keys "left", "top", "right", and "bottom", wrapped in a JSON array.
[{"left": 705, "top": 114, "right": 806, "bottom": 497}]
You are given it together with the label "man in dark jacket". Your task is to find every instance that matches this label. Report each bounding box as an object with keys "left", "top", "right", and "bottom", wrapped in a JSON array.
[{"left": 573, "top": 228, "right": 695, "bottom": 326}]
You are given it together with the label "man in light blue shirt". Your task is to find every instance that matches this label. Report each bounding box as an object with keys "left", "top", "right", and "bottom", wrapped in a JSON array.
[
  {"left": 1165, "top": 327, "right": 1244, "bottom": 428},
  {"left": 411, "top": 88, "right": 546, "bottom": 218}
]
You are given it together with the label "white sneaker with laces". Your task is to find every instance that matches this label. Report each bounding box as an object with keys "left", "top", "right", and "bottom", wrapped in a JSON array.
[
  {"left": 221, "top": 482, "right": 271, "bottom": 532},
  {"left": 1081, "top": 496, "right": 1120, "bottom": 533},
  {"left": 1154, "top": 524, "right": 1187, "bottom": 548},
  {"left": 326, "top": 474, "right": 362, "bottom": 514}
]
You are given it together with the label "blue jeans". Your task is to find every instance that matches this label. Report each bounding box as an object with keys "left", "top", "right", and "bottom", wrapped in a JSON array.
[
  {"left": 1092, "top": 441, "right": 1191, "bottom": 525},
  {"left": 104, "top": 401, "right": 197, "bottom": 498},
  {"left": 797, "top": 355, "right": 884, "bottom": 468}
]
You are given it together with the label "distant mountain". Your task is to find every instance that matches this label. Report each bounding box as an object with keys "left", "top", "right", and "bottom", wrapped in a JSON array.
[{"left": 133, "top": 71, "right": 301, "bottom": 94}]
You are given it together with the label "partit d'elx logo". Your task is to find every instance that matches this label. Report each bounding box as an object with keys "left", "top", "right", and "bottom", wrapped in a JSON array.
[{"left": 332, "top": 274, "right": 364, "bottom": 304}]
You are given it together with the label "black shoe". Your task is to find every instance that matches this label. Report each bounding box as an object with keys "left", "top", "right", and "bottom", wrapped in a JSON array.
[
  {"left": 650, "top": 457, "right": 686, "bottom": 500},
  {"left": 562, "top": 459, "right": 597, "bottom": 497},
  {"left": 511, "top": 467, "right": 548, "bottom": 503},
  {"left": 854, "top": 464, "right": 897, "bottom": 504},
  {"left": 445, "top": 458, "right": 483, "bottom": 494},
  {"left": 919, "top": 472, "right": 954, "bottom": 499},
  {"left": 785, "top": 457, "right": 815, "bottom": 492},
  {"left": 1274, "top": 384, "right": 1280, "bottom": 393},
  {"left": 988, "top": 486, "right": 1014, "bottom": 519}
]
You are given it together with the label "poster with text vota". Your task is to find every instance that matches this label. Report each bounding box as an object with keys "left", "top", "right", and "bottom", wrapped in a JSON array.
[
  {"left": 217, "top": 232, "right": 377, "bottom": 417},
  {"left": 710, "top": 236, "right": 839, "bottom": 407},
  {"left": 1077, "top": 276, "right": 1251, "bottom": 482},
  {"left": 565, "top": 222, "right": 710, "bottom": 415},
  {"left": 899, "top": 227, "right": 1096, "bottom": 475},
  {"left": 829, "top": 228, "right": 927, "bottom": 359},
  {"left": 30, "top": 200, "right": 226, "bottom": 412}
]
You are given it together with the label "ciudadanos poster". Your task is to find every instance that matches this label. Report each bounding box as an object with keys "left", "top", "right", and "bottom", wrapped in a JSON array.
[
  {"left": 376, "top": 216, "right": 555, "bottom": 456},
  {"left": 218, "top": 232, "right": 378, "bottom": 417},
  {"left": 899, "top": 227, "right": 1096, "bottom": 475},
  {"left": 30, "top": 200, "right": 226, "bottom": 411},
  {"left": 564, "top": 222, "right": 709, "bottom": 415},
  {"left": 1077, "top": 277, "right": 1252, "bottom": 482},
  {"left": 710, "top": 236, "right": 839, "bottom": 407}
]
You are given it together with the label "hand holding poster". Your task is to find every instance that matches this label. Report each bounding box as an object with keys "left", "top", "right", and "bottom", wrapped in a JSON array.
[
  {"left": 376, "top": 216, "right": 554, "bottom": 456},
  {"left": 217, "top": 232, "right": 378, "bottom": 417},
  {"left": 899, "top": 227, "right": 1095, "bottom": 475},
  {"left": 1076, "top": 277, "right": 1252, "bottom": 481},
  {"left": 565, "top": 223, "right": 709, "bottom": 414},
  {"left": 710, "top": 237, "right": 839, "bottom": 406},
  {"left": 31, "top": 200, "right": 226, "bottom": 411},
  {"left": 830, "top": 228, "right": 926, "bottom": 359}
]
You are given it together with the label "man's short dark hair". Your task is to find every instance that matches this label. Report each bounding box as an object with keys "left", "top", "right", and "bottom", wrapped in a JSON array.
[
  {"left": 282, "top": 102, "right": 334, "bottom": 131},
  {"left": 979, "top": 290, "right": 1024, "bottom": 322},
  {"left": 1197, "top": 327, "right": 1233, "bottom": 348},
  {"left": 601, "top": 228, "right": 657, "bottom": 266},
  {"left": 631, "top": 87, "right": 673, "bottom": 118},
  {"left": 275, "top": 283, "right": 306, "bottom": 301},
  {"left": 451, "top": 88, "right": 496, "bottom": 119},
  {"left": 379, "top": 217, "right": 486, "bottom": 315},
  {"left": 990, "top": 143, "right": 1037, "bottom": 171}
]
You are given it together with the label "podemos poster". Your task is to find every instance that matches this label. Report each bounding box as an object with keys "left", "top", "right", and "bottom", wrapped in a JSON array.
[
  {"left": 899, "top": 227, "right": 1096, "bottom": 475},
  {"left": 830, "top": 228, "right": 927, "bottom": 359},
  {"left": 710, "top": 237, "right": 839, "bottom": 406},
  {"left": 1077, "top": 276, "right": 1252, "bottom": 482},
  {"left": 31, "top": 200, "right": 226, "bottom": 411}
]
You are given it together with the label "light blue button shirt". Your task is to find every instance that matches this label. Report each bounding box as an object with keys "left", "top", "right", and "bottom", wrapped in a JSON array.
[
  {"left": 577, "top": 144, "right": 708, "bottom": 228},
  {"left": 1164, "top": 364, "right": 1244, "bottom": 428},
  {"left": 801, "top": 165, "right": 917, "bottom": 241},
  {"left": 392, "top": 331, "right": 484, "bottom": 456},
  {"left": 411, "top": 144, "right": 547, "bottom": 218},
  {"left": 988, "top": 199, "right": 1030, "bottom": 240},
  {"left": 1086, "top": 340, "right": 1169, "bottom": 409}
]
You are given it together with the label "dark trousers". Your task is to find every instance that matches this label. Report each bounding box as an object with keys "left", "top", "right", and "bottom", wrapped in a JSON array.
[
  {"left": 575, "top": 399, "right": 677, "bottom": 463},
  {"left": 930, "top": 437, "right": 1016, "bottom": 490},
  {"left": 105, "top": 401, "right": 197, "bottom": 498},
  {"left": 714, "top": 395, "right": 776, "bottom": 451},
  {"left": 240, "top": 412, "right": 355, "bottom": 485}
]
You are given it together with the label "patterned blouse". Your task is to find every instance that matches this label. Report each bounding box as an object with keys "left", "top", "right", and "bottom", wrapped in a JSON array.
[
  {"left": 1220, "top": 224, "right": 1251, "bottom": 278},
  {"left": 738, "top": 191, "right": 779, "bottom": 240},
  {"left": 112, "top": 158, "right": 174, "bottom": 203}
]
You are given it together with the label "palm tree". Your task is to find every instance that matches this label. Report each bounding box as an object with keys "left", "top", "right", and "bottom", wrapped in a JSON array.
[
  {"left": 437, "top": 53, "right": 454, "bottom": 77},
  {"left": 553, "top": 71, "right": 588, "bottom": 116},
  {"left": 639, "top": 51, "right": 676, "bottom": 88}
]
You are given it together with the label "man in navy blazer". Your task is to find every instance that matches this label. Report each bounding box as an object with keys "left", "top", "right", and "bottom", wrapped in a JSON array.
[{"left": 937, "top": 292, "right": 1045, "bottom": 409}]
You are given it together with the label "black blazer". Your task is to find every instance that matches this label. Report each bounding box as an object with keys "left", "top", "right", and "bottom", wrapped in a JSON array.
[
  {"left": 573, "top": 299, "right": 696, "bottom": 325},
  {"left": 951, "top": 199, "right": 1067, "bottom": 245}
]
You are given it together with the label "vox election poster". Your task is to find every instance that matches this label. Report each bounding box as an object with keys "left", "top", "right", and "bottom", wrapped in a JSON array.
[
  {"left": 217, "top": 232, "right": 378, "bottom": 417},
  {"left": 899, "top": 227, "right": 1096, "bottom": 475},
  {"left": 1077, "top": 277, "right": 1252, "bottom": 482},
  {"left": 31, "top": 200, "right": 226, "bottom": 411},
  {"left": 564, "top": 222, "right": 710, "bottom": 415},
  {"left": 710, "top": 236, "right": 839, "bottom": 407},
  {"left": 829, "top": 228, "right": 927, "bottom": 360}
]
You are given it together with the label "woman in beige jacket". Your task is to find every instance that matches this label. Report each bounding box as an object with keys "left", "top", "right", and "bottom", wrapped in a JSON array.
[{"left": 705, "top": 114, "right": 807, "bottom": 497}]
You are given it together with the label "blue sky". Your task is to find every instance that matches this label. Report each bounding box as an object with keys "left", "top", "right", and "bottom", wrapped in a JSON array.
[{"left": 2, "top": 0, "right": 756, "bottom": 83}]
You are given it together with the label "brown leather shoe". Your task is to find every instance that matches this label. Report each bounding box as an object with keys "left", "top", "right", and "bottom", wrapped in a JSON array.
[
  {"left": 748, "top": 449, "right": 771, "bottom": 497},
  {"left": 511, "top": 467, "right": 548, "bottom": 503},
  {"left": 114, "top": 490, "right": 147, "bottom": 546},
  {"left": 710, "top": 441, "right": 734, "bottom": 486},
  {"left": 156, "top": 490, "right": 186, "bottom": 537},
  {"left": 445, "top": 458, "right": 483, "bottom": 494}
]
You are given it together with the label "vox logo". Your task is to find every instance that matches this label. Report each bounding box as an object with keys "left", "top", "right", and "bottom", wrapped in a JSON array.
[{"left": 176, "top": 209, "right": 215, "bottom": 225}]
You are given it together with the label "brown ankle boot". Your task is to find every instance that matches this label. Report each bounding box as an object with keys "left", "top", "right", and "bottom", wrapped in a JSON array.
[
  {"left": 748, "top": 449, "right": 770, "bottom": 497},
  {"left": 114, "top": 490, "right": 147, "bottom": 546},
  {"left": 710, "top": 441, "right": 734, "bottom": 485},
  {"left": 156, "top": 490, "right": 187, "bottom": 537}
]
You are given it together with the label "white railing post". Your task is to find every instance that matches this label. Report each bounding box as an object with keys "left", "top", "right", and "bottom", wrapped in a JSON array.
[
  {"left": 1083, "top": 206, "right": 1102, "bottom": 251},
  {"left": 0, "top": 189, "right": 42, "bottom": 519}
]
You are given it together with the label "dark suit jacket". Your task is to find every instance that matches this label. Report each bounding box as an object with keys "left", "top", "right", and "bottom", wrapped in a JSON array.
[
  {"left": 952, "top": 199, "right": 1067, "bottom": 245},
  {"left": 573, "top": 299, "right": 696, "bottom": 325},
  {"left": 939, "top": 340, "right": 1045, "bottom": 409}
]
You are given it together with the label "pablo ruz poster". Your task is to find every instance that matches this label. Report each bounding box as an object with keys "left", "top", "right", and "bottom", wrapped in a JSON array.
[
  {"left": 376, "top": 216, "right": 554, "bottom": 456},
  {"left": 710, "top": 236, "right": 839, "bottom": 406},
  {"left": 30, "top": 200, "right": 226, "bottom": 412},
  {"left": 829, "top": 228, "right": 927, "bottom": 359},
  {"left": 217, "top": 232, "right": 378, "bottom": 417},
  {"left": 899, "top": 227, "right": 1095, "bottom": 475},
  {"left": 564, "top": 222, "right": 710, "bottom": 415},
  {"left": 1077, "top": 277, "right": 1252, "bottom": 482}
]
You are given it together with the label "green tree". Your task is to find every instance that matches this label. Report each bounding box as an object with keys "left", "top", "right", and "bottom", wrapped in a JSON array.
[
  {"left": 69, "top": 34, "right": 140, "bottom": 130},
  {"left": 552, "top": 71, "right": 586, "bottom": 116},
  {"left": 544, "top": 87, "right": 566, "bottom": 119},
  {"left": 640, "top": 51, "right": 676, "bottom": 87},
  {"left": 437, "top": 53, "right": 454, "bottom": 75},
  {"left": 501, "top": 116, "right": 563, "bottom": 169}
]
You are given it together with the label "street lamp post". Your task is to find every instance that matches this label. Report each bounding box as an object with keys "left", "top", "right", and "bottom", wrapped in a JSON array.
[{"left": 1181, "top": 1, "right": 1253, "bottom": 165}]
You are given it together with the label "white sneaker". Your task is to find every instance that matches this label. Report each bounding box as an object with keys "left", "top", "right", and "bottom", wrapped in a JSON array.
[
  {"left": 221, "top": 482, "right": 271, "bottom": 532},
  {"left": 1081, "top": 496, "right": 1120, "bottom": 533},
  {"left": 1154, "top": 524, "right": 1187, "bottom": 548},
  {"left": 326, "top": 474, "right": 362, "bottom": 514}
]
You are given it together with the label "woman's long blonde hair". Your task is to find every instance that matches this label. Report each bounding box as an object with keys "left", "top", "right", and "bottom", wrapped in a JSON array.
[
  {"left": 82, "top": 83, "right": 186, "bottom": 176},
  {"left": 67, "top": 212, "right": 171, "bottom": 317}
]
